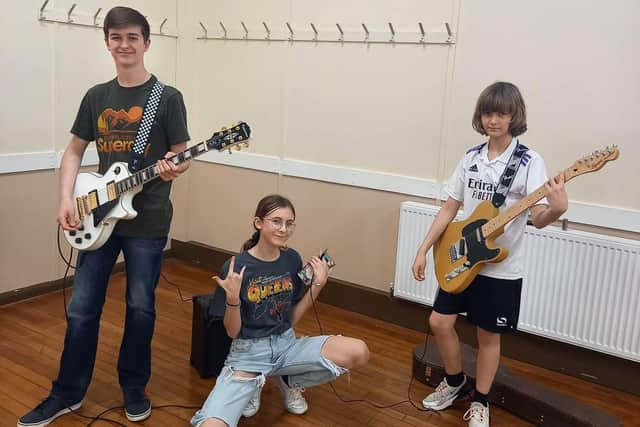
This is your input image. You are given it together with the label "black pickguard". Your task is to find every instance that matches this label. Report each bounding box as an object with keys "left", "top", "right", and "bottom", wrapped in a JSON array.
[
  {"left": 92, "top": 199, "right": 119, "bottom": 227},
  {"left": 462, "top": 219, "right": 501, "bottom": 266}
]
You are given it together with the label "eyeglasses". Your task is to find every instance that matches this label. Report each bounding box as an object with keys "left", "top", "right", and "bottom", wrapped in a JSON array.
[{"left": 264, "top": 217, "right": 296, "bottom": 232}]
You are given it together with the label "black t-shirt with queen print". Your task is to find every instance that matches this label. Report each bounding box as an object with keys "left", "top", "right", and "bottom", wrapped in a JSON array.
[
  {"left": 70, "top": 75, "right": 190, "bottom": 238},
  {"left": 214, "top": 249, "right": 306, "bottom": 339}
]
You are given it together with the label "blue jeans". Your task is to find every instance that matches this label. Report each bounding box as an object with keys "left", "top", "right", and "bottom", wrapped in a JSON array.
[
  {"left": 51, "top": 234, "right": 167, "bottom": 403},
  {"left": 191, "top": 328, "right": 347, "bottom": 427}
]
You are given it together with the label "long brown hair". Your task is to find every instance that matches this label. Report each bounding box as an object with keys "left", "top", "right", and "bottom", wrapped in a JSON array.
[
  {"left": 472, "top": 81, "right": 527, "bottom": 137},
  {"left": 241, "top": 194, "right": 296, "bottom": 251}
]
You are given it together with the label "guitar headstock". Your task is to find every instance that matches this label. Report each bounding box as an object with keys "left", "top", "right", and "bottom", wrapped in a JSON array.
[
  {"left": 565, "top": 145, "right": 619, "bottom": 180},
  {"left": 206, "top": 122, "right": 251, "bottom": 153}
]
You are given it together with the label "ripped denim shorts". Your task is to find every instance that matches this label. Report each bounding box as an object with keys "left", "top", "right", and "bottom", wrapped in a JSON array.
[{"left": 191, "top": 328, "right": 347, "bottom": 427}]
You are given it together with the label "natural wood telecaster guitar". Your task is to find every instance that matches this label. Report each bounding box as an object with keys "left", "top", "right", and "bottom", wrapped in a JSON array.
[{"left": 433, "top": 146, "right": 619, "bottom": 294}]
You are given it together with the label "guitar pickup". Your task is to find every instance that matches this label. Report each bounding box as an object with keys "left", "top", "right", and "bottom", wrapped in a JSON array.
[{"left": 448, "top": 239, "right": 466, "bottom": 262}]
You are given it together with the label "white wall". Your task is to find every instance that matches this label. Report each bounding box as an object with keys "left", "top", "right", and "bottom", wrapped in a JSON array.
[{"left": 0, "top": 0, "right": 639, "bottom": 293}]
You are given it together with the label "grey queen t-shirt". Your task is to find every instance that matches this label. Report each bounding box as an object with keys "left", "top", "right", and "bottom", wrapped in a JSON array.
[
  {"left": 214, "top": 249, "right": 306, "bottom": 339},
  {"left": 71, "top": 75, "right": 190, "bottom": 238}
]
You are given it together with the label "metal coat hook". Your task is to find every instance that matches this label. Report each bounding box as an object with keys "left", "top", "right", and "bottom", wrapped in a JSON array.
[
  {"left": 361, "top": 23, "right": 370, "bottom": 42},
  {"left": 93, "top": 8, "right": 102, "bottom": 26},
  {"left": 286, "top": 22, "right": 294, "bottom": 41},
  {"left": 262, "top": 22, "right": 271, "bottom": 40},
  {"left": 388, "top": 22, "right": 396, "bottom": 42},
  {"left": 67, "top": 3, "right": 77, "bottom": 23},
  {"left": 445, "top": 22, "right": 453, "bottom": 42},
  {"left": 418, "top": 22, "right": 425, "bottom": 43},
  {"left": 219, "top": 21, "right": 227, "bottom": 39},
  {"left": 160, "top": 18, "right": 167, "bottom": 34},
  {"left": 336, "top": 23, "right": 344, "bottom": 41},
  {"left": 241, "top": 21, "right": 248, "bottom": 39},
  {"left": 199, "top": 22, "right": 208, "bottom": 38},
  {"left": 39, "top": 0, "right": 50, "bottom": 20},
  {"left": 310, "top": 23, "right": 318, "bottom": 41}
]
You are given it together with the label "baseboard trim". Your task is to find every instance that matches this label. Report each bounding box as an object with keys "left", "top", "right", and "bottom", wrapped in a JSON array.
[{"left": 169, "top": 239, "right": 639, "bottom": 396}]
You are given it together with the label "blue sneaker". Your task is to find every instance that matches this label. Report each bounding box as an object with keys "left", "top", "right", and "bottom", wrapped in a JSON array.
[
  {"left": 17, "top": 395, "right": 82, "bottom": 427},
  {"left": 124, "top": 393, "right": 151, "bottom": 422}
]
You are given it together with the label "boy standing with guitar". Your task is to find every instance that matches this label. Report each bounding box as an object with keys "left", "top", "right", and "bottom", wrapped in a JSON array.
[
  {"left": 19, "top": 7, "right": 190, "bottom": 427},
  {"left": 412, "top": 82, "right": 568, "bottom": 427}
]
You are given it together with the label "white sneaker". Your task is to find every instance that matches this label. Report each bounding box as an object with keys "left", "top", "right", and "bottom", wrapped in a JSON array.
[
  {"left": 241, "top": 382, "right": 264, "bottom": 418},
  {"left": 422, "top": 376, "right": 467, "bottom": 410},
  {"left": 463, "top": 402, "right": 490, "bottom": 427},
  {"left": 276, "top": 376, "right": 308, "bottom": 415}
]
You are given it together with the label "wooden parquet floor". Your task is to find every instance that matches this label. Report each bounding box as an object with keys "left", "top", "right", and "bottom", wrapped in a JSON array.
[{"left": 1, "top": 258, "right": 638, "bottom": 426}]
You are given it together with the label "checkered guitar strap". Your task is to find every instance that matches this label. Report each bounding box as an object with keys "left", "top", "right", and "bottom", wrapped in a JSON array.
[
  {"left": 128, "top": 79, "right": 166, "bottom": 173},
  {"left": 491, "top": 141, "right": 529, "bottom": 208}
]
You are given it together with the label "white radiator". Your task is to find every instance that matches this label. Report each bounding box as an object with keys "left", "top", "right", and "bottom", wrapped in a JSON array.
[{"left": 393, "top": 201, "right": 640, "bottom": 362}]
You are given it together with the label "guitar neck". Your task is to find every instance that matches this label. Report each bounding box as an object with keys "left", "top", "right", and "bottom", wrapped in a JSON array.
[
  {"left": 481, "top": 169, "right": 570, "bottom": 238},
  {"left": 114, "top": 142, "right": 209, "bottom": 195}
]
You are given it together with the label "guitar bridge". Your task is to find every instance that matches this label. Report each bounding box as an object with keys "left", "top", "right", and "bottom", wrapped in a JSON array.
[{"left": 444, "top": 262, "right": 470, "bottom": 281}]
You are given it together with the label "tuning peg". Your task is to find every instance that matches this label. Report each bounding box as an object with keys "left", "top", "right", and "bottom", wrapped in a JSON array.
[
  {"left": 243, "top": 142, "right": 250, "bottom": 148},
  {"left": 228, "top": 148, "right": 232, "bottom": 154},
  {"left": 234, "top": 145, "right": 242, "bottom": 151}
]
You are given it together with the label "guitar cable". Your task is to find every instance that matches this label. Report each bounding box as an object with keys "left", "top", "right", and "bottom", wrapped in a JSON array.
[{"left": 307, "top": 284, "right": 441, "bottom": 416}]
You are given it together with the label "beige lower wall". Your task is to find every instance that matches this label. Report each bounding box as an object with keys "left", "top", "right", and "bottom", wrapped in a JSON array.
[
  {"left": 0, "top": 170, "right": 59, "bottom": 293},
  {"left": 2, "top": 162, "right": 639, "bottom": 294},
  {"left": 183, "top": 161, "right": 435, "bottom": 291},
  {"left": 181, "top": 161, "right": 640, "bottom": 293}
]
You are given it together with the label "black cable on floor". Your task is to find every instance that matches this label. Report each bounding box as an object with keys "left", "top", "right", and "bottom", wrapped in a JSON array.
[
  {"left": 308, "top": 284, "right": 440, "bottom": 415},
  {"left": 160, "top": 271, "right": 192, "bottom": 302}
]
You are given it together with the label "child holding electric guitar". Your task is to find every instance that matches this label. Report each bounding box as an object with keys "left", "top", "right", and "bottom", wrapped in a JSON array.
[
  {"left": 412, "top": 81, "right": 568, "bottom": 427},
  {"left": 18, "top": 6, "right": 191, "bottom": 426}
]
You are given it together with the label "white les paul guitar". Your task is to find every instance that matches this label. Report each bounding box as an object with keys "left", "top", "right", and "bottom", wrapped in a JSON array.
[{"left": 65, "top": 122, "right": 251, "bottom": 251}]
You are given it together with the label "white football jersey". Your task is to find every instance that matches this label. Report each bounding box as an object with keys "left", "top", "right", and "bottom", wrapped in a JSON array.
[{"left": 444, "top": 138, "right": 549, "bottom": 279}]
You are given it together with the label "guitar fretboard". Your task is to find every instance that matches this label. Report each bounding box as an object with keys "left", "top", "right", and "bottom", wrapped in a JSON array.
[
  {"left": 480, "top": 170, "right": 569, "bottom": 238},
  {"left": 115, "top": 142, "right": 209, "bottom": 195}
]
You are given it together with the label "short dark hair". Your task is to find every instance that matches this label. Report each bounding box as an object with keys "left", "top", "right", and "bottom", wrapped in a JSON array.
[
  {"left": 472, "top": 81, "right": 527, "bottom": 137},
  {"left": 103, "top": 7, "right": 150, "bottom": 41}
]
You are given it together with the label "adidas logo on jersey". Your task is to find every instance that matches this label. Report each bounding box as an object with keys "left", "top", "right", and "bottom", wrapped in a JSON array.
[{"left": 469, "top": 164, "right": 479, "bottom": 172}]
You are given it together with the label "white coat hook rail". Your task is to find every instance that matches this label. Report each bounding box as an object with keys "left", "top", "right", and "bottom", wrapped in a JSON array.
[
  {"left": 37, "top": 1, "right": 177, "bottom": 38},
  {"left": 196, "top": 21, "right": 455, "bottom": 45}
]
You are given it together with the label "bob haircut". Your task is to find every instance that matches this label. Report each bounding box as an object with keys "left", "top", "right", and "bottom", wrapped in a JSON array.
[{"left": 472, "top": 81, "right": 527, "bottom": 137}]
